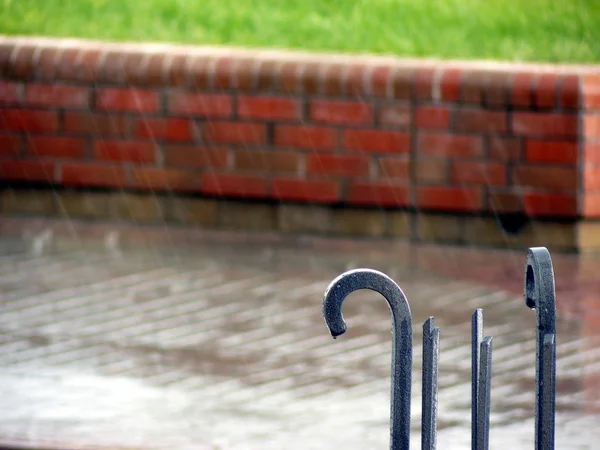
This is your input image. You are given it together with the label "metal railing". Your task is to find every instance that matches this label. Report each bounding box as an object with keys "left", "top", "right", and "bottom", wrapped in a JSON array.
[{"left": 322, "top": 247, "right": 556, "bottom": 450}]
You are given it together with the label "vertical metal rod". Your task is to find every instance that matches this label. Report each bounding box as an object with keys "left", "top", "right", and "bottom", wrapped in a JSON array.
[
  {"left": 471, "top": 309, "right": 483, "bottom": 450},
  {"left": 540, "top": 333, "right": 556, "bottom": 450},
  {"left": 322, "top": 269, "right": 412, "bottom": 450},
  {"left": 422, "top": 317, "right": 440, "bottom": 450},
  {"left": 476, "top": 336, "right": 493, "bottom": 450},
  {"left": 525, "top": 247, "right": 556, "bottom": 450}
]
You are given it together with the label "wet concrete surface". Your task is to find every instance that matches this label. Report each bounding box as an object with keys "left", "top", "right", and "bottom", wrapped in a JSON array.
[{"left": 0, "top": 218, "right": 599, "bottom": 449}]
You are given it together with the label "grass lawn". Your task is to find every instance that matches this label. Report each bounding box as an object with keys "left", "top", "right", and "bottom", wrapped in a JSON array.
[{"left": 1, "top": 0, "right": 599, "bottom": 63}]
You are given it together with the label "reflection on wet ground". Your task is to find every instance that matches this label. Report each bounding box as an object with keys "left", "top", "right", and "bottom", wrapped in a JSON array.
[{"left": 0, "top": 218, "right": 598, "bottom": 449}]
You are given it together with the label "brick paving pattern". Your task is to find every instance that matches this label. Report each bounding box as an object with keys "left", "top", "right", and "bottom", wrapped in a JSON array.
[{"left": 0, "top": 221, "right": 598, "bottom": 449}]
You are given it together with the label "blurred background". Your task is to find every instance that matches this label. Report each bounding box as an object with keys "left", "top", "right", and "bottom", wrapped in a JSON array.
[{"left": 1, "top": 1, "right": 600, "bottom": 449}]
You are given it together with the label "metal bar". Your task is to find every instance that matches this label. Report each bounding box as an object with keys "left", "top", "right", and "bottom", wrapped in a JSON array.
[
  {"left": 525, "top": 247, "right": 556, "bottom": 450},
  {"left": 471, "top": 309, "right": 483, "bottom": 450},
  {"left": 540, "top": 333, "right": 556, "bottom": 450},
  {"left": 322, "top": 268, "right": 412, "bottom": 450},
  {"left": 421, "top": 317, "right": 440, "bottom": 450},
  {"left": 476, "top": 336, "right": 493, "bottom": 450}
]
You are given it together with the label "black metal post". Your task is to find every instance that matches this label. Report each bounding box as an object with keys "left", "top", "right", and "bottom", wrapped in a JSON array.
[
  {"left": 322, "top": 269, "right": 413, "bottom": 450},
  {"left": 525, "top": 247, "right": 557, "bottom": 450},
  {"left": 422, "top": 317, "right": 440, "bottom": 450}
]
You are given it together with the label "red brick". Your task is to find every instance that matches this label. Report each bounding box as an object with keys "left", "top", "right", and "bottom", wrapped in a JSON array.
[
  {"left": 583, "top": 194, "right": 600, "bottom": 217},
  {"left": 274, "top": 125, "right": 337, "bottom": 151},
  {"left": 512, "top": 113, "right": 578, "bottom": 138},
  {"left": 513, "top": 166, "right": 577, "bottom": 190},
  {"left": 347, "top": 181, "right": 409, "bottom": 207},
  {"left": 235, "top": 149, "right": 300, "bottom": 173},
  {"left": 36, "top": 48, "right": 60, "bottom": 80},
  {"left": 452, "top": 161, "right": 506, "bottom": 186},
  {"left": 379, "top": 104, "right": 411, "bottom": 127},
  {"left": 0, "top": 134, "right": 21, "bottom": 155},
  {"left": 135, "top": 118, "right": 194, "bottom": 142},
  {"left": 0, "top": 81, "right": 21, "bottom": 104},
  {"left": 167, "top": 92, "right": 232, "bottom": 117},
  {"left": 25, "top": 84, "right": 89, "bottom": 108},
  {"left": 523, "top": 192, "right": 577, "bottom": 217},
  {"left": 213, "top": 57, "right": 235, "bottom": 90},
  {"left": 273, "top": 178, "right": 339, "bottom": 203},
  {"left": 0, "top": 109, "right": 58, "bottom": 133},
  {"left": 132, "top": 167, "right": 199, "bottom": 192},
  {"left": 306, "top": 154, "right": 369, "bottom": 177},
  {"left": 61, "top": 163, "right": 127, "bottom": 188},
  {"left": 392, "top": 68, "right": 414, "bottom": 99},
  {"left": 369, "top": 66, "right": 392, "bottom": 97},
  {"left": 415, "top": 68, "right": 435, "bottom": 101},
  {"left": 460, "top": 71, "right": 487, "bottom": 104},
  {"left": 320, "top": 63, "right": 345, "bottom": 96},
  {"left": 582, "top": 74, "right": 600, "bottom": 109},
  {"left": 163, "top": 54, "right": 185, "bottom": 86},
  {"left": 415, "top": 159, "right": 449, "bottom": 184},
  {"left": 584, "top": 115, "right": 600, "bottom": 138},
  {"left": 511, "top": 72, "right": 535, "bottom": 107},
  {"left": 560, "top": 74, "right": 580, "bottom": 110},
  {"left": 418, "top": 132, "right": 483, "bottom": 158},
  {"left": 94, "top": 140, "right": 156, "bottom": 163},
  {"left": 27, "top": 137, "right": 86, "bottom": 159},
  {"left": 525, "top": 140, "right": 578, "bottom": 165},
  {"left": 298, "top": 62, "right": 323, "bottom": 95},
  {"left": 231, "top": 58, "right": 255, "bottom": 91},
  {"left": 454, "top": 109, "right": 507, "bottom": 133},
  {"left": 203, "top": 122, "right": 266, "bottom": 145},
  {"left": 584, "top": 167, "right": 600, "bottom": 190},
  {"left": 343, "top": 129, "right": 409, "bottom": 154},
  {"left": 201, "top": 173, "right": 268, "bottom": 198},
  {"left": 379, "top": 157, "right": 410, "bottom": 179},
  {"left": 279, "top": 61, "right": 299, "bottom": 93},
  {"left": 9, "top": 45, "right": 36, "bottom": 79},
  {"left": 238, "top": 96, "right": 301, "bottom": 121},
  {"left": 488, "top": 137, "right": 521, "bottom": 161},
  {"left": 96, "top": 88, "right": 159, "bottom": 113},
  {"left": 0, "top": 160, "right": 55, "bottom": 182},
  {"left": 416, "top": 106, "right": 450, "bottom": 129},
  {"left": 63, "top": 112, "right": 130, "bottom": 136},
  {"left": 164, "top": 146, "right": 229, "bottom": 168},
  {"left": 417, "top": 186, "right": 483, "bottom": 212},
  {"left": 485, "top": 72, "right": 512, "bottom": 106},
  {"left": 584, "top": 143, "right": 600, "bottom": 164},
  {"left": 441, "top": 69, "right": 461, "bottom": 102},
  {"left": 310, "top": 100, "right": 373, "bottom": 125},
  {"left": 535, "top": 74, "right": 558, "bottom": 109},
  {"left": 256, "top": 59, "right": 282, "bottom": 92}
]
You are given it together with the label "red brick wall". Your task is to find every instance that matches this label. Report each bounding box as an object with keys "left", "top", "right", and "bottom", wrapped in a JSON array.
[{"left": 0, "top": 38, "right": 597, "bottom": 219}]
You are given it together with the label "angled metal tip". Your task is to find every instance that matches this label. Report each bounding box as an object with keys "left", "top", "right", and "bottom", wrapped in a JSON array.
[{"left": 423, "top": 316, "right": 436, "bottom": 334}]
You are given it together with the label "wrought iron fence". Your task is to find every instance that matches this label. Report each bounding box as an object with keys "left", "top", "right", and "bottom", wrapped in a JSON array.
[{"left": 322, "top": 247, "right": 556, "bottom": 450}]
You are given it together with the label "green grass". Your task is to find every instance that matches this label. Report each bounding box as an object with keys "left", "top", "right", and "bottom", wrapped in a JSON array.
[{"left": 1, "top": 0, "right": 599, "bottom": 63}]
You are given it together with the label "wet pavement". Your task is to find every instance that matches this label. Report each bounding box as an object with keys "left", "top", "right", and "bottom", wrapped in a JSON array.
[{"left": 0, "top": 218, "right": 599, "bottom": 449}]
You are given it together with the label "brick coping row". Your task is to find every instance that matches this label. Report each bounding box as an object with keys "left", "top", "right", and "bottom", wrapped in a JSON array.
[{"left": 2, "top": 35, "right": 598, "bottom": 100}]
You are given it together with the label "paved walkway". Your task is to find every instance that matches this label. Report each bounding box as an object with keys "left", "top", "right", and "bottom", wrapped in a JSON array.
[{"left": 0, "top": 218, "right": 598, "bottom": 449}]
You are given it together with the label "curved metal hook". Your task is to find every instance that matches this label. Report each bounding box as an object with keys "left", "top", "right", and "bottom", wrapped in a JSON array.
[
  {"left": 524, "top": 247, "right": 556, "bottom": 450},
  {"left": 525, "top": 248, "right": 556, "bottom": 332},
  {"left": 323, "top": 268, "right": 412, "bottom": 450}
]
